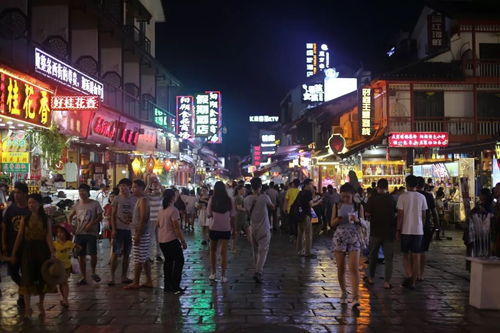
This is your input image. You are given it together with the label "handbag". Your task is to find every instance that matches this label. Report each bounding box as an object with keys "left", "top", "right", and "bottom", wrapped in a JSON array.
[
  {"left": 355, "top": 215, "right": 370, "bottom": 252},
  {"left": 71, "top": 257, "right": 80, "bottom": 275}
]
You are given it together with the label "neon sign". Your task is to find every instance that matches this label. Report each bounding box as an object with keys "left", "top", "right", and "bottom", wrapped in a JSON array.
[
  {"left": 249, "top": 115, "right": 279, "bottom": 122},
  {"left": 360, "top": 87, "right": 372, "bottom": 136},
  {"left": 176, "top": 96, "right": 194, "bottom": 140},
  {"left": 302, "top": 83, "right": 324, "bottom": 103},
  {"left": 389, "top": 132, "right": 449, "bottom": 148},
  {"left": 194, "top": 94, "right": 209, "bottom": 137},
  {"left": 0, "top": 68, "right": 52, "bottom": 127},
  {"left": 206, "top": 91, "right": 221, "bottom": 144},
  {"left": 306, "top": 43, "right": 330, "bottom": 77},
  {"left": 51, "top": 95, "right": 99, "bottom": 110},
  {"left": 93, "top": 117, "right": 117, "bottom": 139},
  {"left": 35, "top": 48, "right": 104, "bottom": 99}
]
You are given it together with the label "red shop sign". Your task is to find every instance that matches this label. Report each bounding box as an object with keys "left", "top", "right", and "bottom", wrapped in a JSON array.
[
  {"left": 389, "top": 132, "right": 449, "bottom": 148},
  {"left": 94, "top": 116, "right": 117, "bottom": 139},
  {"left": 0, "top": 67, "right": 53, "bottom": 128},
  {"left": 115, "top": 117, "right": 140, "bottom": 149}
]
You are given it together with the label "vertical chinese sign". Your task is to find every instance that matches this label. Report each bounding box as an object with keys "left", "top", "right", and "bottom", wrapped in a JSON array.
[
  {"left": 194, "top": 94, "right": 209, "bottom": 138},
  {"left": 205, "top": 91, "right": 221, "bottom": 144},
  {"left": 0, "top": 67, "right": 52, "bottom": 128},
  {"left": 175, "top": 96, "right": 194, "bottom": 140},
  {"left": 427, "top": 13, "right": 445, "bottom": 51},
  {"left": 359, "top": 87, "right": 372, "bottom": 136},
  {"left": 306, "top": 43, "right": 329, "bottom": 78}
]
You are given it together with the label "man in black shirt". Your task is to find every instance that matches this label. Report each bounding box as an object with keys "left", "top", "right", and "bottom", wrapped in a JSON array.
[
  {"left": 416, "top": 177, "right": 439, "bottom": 281},
  {"left": 295, "top": 179, "right": 316, "bottom": 259},
  {"left": 366, "top": 179, "right": 396, "bottom": 289},
  {"left": 1, "top": 182, "right": 30, "bottom": 307}
]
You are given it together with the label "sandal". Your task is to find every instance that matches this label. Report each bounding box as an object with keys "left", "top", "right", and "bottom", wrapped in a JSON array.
[{"left": 123, "top": 283, "right": 141, "bottom": 290}]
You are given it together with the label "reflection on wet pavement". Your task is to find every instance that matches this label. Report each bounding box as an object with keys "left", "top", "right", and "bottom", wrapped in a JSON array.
[{"left": 0, "top": 230, "right": 499, "bottom": 332}]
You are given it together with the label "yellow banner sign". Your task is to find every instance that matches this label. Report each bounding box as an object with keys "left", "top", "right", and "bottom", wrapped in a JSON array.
[{"left": 1, "top": 152, "right": 29, "bottom": 163}]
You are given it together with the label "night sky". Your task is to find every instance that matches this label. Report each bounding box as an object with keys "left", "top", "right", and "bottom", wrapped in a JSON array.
[{"left": 156, "top": 0, "right": 424, "bottom": 156}]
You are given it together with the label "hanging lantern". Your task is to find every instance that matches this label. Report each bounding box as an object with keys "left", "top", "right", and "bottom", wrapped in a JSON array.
[
  {"left": 131, "top": 157, "right": 142, "bottom": 175},
  {"left": 164, "top": 159, "right": 171, "bottom": 172},
  {"left": 146, "top": 156, "right": 155, "bottom": 173}
]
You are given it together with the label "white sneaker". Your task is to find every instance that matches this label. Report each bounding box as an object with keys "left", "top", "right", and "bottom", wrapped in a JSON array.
[
  {"left": 209, "top": 274, "right": 216, "bottom": 281},
  {"left": 221, "top": 276, "right": 228, "bottom": 283}
]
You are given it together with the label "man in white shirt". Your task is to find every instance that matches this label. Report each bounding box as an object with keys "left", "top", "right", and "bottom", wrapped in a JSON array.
[{"left": 396, "top": 175, "right": 428, "bottom": 290}]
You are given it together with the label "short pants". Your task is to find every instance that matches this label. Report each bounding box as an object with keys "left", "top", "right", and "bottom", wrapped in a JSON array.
[
  {"left": 400, "top": 234, "right": 423, "bottom": 253},
  {"left": 209, "top": 230, "right": 231, "bottom": 241},
  {"left": 133, "top": 232, "right": 151, "bottom": 264},
  {"left": 74, "top": 234, "right": 97, "bottom": 256},
  {"left": 332, "top": 226, "right": 361, "bottom": 252},
  {"left": 113, "top": 229, "right": 132, "bottom": 256}
]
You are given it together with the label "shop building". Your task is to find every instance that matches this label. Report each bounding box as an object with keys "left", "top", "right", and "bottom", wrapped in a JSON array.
[{"left": 0, "top": 0, "right": 181, "bottom": 190}]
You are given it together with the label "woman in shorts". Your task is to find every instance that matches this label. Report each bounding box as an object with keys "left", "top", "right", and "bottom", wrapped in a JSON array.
[
  {"left": 330, "top": 183, "right": 364, "bottom": 308},
  {"left": 207, "top": 182, "right": 235, "bottom": 283}
]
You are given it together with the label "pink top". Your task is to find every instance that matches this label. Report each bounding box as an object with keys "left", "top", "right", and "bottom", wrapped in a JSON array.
[
  {"left": 156, "top": 206, "right": 180, "bottom": 243},
  {"left": 207, "top": 197, "right": 236, "bottom": 232}
]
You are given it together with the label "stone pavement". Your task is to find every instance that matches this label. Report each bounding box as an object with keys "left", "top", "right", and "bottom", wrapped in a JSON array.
[{"left": 0, "top": 229, "right": 499, "bottom": 332}]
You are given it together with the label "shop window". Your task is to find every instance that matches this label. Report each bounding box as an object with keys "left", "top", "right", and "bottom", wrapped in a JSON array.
[
  {"left": 414, "top": 91, "right": 444, "bottom": 118},
  {"left": 477, "top": 92, "right": 500, "bottom": 119}
]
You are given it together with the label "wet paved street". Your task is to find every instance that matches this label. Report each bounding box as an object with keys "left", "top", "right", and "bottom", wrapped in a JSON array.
[{"left": 1, "top": 229, "right": 500, "bottom": 332}]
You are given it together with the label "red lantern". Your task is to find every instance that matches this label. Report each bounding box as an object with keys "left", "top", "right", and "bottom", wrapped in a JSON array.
[{"left": 164, "top": 159, "right": 171, "bottom": 172}]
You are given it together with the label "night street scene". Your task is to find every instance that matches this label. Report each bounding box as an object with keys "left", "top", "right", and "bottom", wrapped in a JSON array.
[{"left": 1, "top": 0, "right": 500, "bottom": 332}]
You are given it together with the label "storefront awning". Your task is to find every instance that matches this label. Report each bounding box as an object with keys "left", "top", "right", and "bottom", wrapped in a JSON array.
[
  {"left": 439, "top": 138, "right": 498, "bottom": 155},
  {"left": 338, "top": 133, "right": 385, "bottom": 159}
]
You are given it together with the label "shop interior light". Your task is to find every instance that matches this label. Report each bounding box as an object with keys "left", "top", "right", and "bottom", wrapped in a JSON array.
[
  {"left": 18, "top": 124, "right": 24, "bottom": 127},
  {"left": 6, "top": 121, "right": 13, "bottom": 125},
  {"left": 0, "top": 123, "right": 5, "bottom": 127}
]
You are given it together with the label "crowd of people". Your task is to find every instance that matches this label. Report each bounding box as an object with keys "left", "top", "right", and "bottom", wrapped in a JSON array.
[{"left": 1, "top": 173, "right": 500, "bottom": 319}]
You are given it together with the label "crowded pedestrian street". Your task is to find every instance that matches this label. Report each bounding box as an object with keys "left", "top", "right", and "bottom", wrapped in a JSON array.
[
  {"left": 1, "top": 0, "right": 500, "bottom": 332},
  {"left": 0, "top": 229, "right": 498, "bottom": 332}
]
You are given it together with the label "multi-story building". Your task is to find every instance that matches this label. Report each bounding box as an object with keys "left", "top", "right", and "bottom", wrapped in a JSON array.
[
  {"left": 0, "top": 0, "right": 182, "bottom": 187},
  {"left": 0, "top": 0, "right": 179, "bottom": 125}
]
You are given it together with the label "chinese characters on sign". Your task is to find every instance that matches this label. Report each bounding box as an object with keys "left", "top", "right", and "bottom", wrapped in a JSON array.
[
  {"left": 360, "top": 88, "right": 372, "bottom": 136},
  {"left": 176, "top": 96, "right": 194, "bottom": 140},
  {"left": 51, "top": 95, "right": 99, "bottom": 110},
  {"left": 195, "top": 94, "right": 209, "bottom": 137},
  {"left": 0, "top": 69, "right": 52, "bottom": 127},
  {"left": 252, "top": 145, "right": 262, "bottom": 167},
  {"left": 389, "top": 132, "right": 449, "bottom": 148},
  {"left": 93, "top": 116, "right": 117, "bottom": 139},
  {"left": 206, "top": 91, "right": 221, "bottom": 144},
  {"left": 1, "top": 152, "right": 29, "bottom": 173},
  {"left": 306, "top": 43, "right": 329, "bottom": 77},
  {"left": 249, "top": 115, "right": 279, "bottom": 122},
  {"left": 428, "top": 13, "right": 445, "bottom": 49},
  {"left": 302, "top": 83, "right": 324, "bottom": 103},
  {"left": 35, "top": 48, "right": 104, "bottom": 99},
  {"left": 260, "top": 130, "right": 277, "bottom": 156}
]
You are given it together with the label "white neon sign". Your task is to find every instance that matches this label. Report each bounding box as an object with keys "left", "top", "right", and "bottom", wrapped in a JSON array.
[
  {"left": 306, "top": 42, "right": 330, "bottom": 77},
  {"left": 35, "top": 48, "right": 104, "bottom": 99},
  {"left": 249, "top": 115, "right": 279, "bottom": 123}
]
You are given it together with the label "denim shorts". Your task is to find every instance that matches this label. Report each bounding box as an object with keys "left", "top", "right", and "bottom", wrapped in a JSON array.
[
  {"left": 113, "top": 229, "right": 132, "bottom": 256},
  {"left": 75, "top": 234, "right": 98, "bottom": 256},
  {"left": 400, "top": 234, "right": 423, "bottom": 253}
]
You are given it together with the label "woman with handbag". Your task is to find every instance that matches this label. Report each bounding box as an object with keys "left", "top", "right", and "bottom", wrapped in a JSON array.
[{"left": 330, "top": 183, "right": 365, "bottom": 307}]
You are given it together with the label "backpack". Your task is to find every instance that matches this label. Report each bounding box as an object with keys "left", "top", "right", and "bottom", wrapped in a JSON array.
[{"left": 290, "top": 191, "right": 308, "bottom": 224}]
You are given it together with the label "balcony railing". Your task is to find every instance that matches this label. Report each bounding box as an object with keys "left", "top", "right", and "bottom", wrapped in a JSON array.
[
  {"left": 123, "top": 25, "right": 151, "bottom": 55},
  {"left": 464, "top": 60, "right": 500, "bottom": 78},
  {"left": 389, "top": 117, "right": 500, "bottom": 138}
]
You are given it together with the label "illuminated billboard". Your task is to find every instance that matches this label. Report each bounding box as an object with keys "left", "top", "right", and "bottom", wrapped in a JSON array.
[{"left": 306, "top": 43, "right": 330, "bottom": 77}]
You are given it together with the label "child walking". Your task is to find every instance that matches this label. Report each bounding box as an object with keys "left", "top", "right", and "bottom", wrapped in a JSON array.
[{"left": 53, "top": 223, "right": 75, "bottom": 307}]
